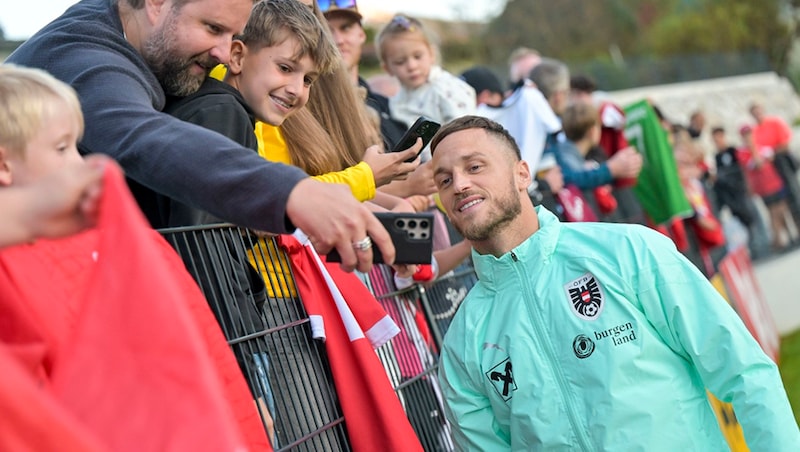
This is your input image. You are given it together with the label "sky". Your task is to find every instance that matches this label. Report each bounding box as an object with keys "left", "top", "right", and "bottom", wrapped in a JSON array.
[{"left": 0, "top": 0, "right": 504, "bottom": 41}]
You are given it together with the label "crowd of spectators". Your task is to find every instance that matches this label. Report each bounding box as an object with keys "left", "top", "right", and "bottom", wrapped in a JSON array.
[{"left": 460, "top": 54, "right": 800, "bottom": 275}]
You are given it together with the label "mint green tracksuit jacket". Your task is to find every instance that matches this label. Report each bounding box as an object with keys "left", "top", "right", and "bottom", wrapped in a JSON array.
[{"left": 439, "top": 207, "right": 799, "bottom": 451}]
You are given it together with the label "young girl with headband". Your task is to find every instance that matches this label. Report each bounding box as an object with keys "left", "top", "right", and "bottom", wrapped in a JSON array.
[{"left": 376, "top": 14, "right": 475, "bottom": 148}]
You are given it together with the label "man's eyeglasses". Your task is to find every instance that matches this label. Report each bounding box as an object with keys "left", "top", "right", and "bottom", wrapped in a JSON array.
[{"left": 318, "top": 0, "right": 357, "bottom": 13}]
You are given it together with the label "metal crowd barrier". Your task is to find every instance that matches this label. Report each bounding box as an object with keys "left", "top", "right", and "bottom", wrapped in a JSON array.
[
  {"left": 360, "top": 265, "right": 450, "bottom": 451},
  {"left": 158, "top": 224, "right": 478, "bottom": 452},
  {"left": 160, "top": 224, "right": 348, "bottom": 451},
  {"left": 417, "top": 266, "right": 479, "bottom": 348}
]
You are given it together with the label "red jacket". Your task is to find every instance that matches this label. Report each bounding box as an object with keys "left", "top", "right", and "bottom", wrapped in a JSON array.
[{"left": 737, "top": 146, "right": 784, "bottom": 197}]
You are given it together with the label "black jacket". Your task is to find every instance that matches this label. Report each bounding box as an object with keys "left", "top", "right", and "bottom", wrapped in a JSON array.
[
  {"left": 359, "top": 77, "right": 408, "bottom": 150},
  {"left": 130, "top": 78, "right": 258, "bottom": 228}
]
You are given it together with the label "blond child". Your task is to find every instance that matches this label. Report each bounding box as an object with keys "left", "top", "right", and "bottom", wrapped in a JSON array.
[
  {"left": 0, "top": 64, "right": 108, "bottom": 246},
  {"left": 376, "top": 14, "right": 476, "bottom": 137},
  {"left": 374, "top": 14, "right": 474, "bottom": 264},
  {"left": 0, "top": 64, "right": 85, "bottom": 185}
]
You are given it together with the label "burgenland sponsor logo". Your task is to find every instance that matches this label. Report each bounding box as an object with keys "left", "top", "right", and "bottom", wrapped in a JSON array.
[
  {"left": 572, "top": 334, "right": 595, "bottom": 359},
  {"left": 572, "top": 322, "right": 637, "bottom": 358},
  {"left": 564, "top": 272, "right": 604, "bottom": 321},
  {"left": 595, "top": 321, "right": 636, "bottom": 346}
]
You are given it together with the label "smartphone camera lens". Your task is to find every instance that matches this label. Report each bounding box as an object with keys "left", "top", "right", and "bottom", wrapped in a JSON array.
[
  {"left": 420, "top": 232, "right": 428, "bottom": 238},
  {"left": 409, "top": 220, "right": 417, "bottom": 228},
  {"left": 420, "top": 220, "right": 429, "bottom": 228},
  {"left": 396, "top": 219, "right": 405, "bottom": 228},
  {"left": 409, "top": 232, "right": 416, "bottom": 238}
]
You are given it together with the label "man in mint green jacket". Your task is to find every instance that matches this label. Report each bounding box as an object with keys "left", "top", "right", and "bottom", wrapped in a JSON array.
[{"left": 430, "top": 115, "right": 799, "bottom": 451}]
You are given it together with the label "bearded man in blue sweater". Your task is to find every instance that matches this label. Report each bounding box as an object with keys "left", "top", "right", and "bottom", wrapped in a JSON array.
[{"left": 7, "top": 0, "right": 393, "bottom": 272}]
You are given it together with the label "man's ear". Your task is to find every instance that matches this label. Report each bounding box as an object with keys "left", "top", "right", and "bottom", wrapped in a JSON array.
[
  {"left": 227, "top": 41, "right": 246, "bottom": 76},
  {"left": 145, "top": 0, "right": 169, "bottom": 25},
  {"left": 0, "top": 146, "right": 14, "bottom": 187},
  {"left": 515, "top": 159, "right": 531, "bottom": 191},
  {"left": 356, "top": 25, "right": 367, "bottom": 46}
]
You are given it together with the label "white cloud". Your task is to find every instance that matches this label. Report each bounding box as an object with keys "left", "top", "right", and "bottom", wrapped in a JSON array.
[{"left": 1, "top": 0, "right": 75, "bottom": 40}]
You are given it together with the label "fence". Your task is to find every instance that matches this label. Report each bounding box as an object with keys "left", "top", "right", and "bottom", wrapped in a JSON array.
[
  {"left": 159, "top": 224, "right": 476, "bottom": 451},
  {"left": 360, "top": 263, "right": 478, "bottom": 451}
]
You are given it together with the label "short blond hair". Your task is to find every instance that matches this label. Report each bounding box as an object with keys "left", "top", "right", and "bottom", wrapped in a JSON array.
[
  {"left": 0, "top": 64, "right": 84, "bottom": 155},
  {"left": 375, "top": 14, "right": 437, "bottom": 63}
]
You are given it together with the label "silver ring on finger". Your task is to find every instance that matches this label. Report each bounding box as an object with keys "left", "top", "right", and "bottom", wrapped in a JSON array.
[{"left": 351, "top": 236, "right": 372, "bottom": 251}]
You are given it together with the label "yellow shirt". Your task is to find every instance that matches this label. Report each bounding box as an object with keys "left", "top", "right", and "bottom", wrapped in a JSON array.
[
  {"left": 209, "top": 64, "right": 227, "bottom": 81},
  {"left": 249, "top": 122, "right": 376, "bottom": 297},
  {"left": 255, "top": 122, "right": 376, "bottom": 201}
]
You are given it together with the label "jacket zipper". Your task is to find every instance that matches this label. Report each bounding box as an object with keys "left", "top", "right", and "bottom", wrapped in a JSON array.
[{"left": 515, "top": 260, "right": 594, "bottom": 451}]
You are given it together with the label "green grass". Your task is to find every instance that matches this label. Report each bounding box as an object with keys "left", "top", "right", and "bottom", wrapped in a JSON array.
[{"left": 779, "top": 329, "right": 800, "bottom": 425}]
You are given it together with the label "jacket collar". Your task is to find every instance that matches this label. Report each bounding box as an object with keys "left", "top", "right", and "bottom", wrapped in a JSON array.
[{"left": 472, "top": 206, "right": 562, "bottom": 289}]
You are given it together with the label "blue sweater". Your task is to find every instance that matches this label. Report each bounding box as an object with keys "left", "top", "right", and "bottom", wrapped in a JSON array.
[
  {"left": 7, "top": 0, "right": 308, "bottom": 233},
  {"left": 555, "top": 140, "right": 613, "bottom": 189}
]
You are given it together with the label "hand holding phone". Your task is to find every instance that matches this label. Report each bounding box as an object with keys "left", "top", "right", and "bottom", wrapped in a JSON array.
[
  {"left": 392, "top": 116, "right": 441, "bottom": 162},
  {"left": 362, "top": 144, "right": 420, "bottom": 187},
  {"left": 326, "top": 212, "right": 434, "bottom": 264}
]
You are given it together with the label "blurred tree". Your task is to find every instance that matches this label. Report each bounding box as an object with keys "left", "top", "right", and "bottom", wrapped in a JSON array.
[
  {"left": 483, "top": 0, "right": 676, "bottom": 65},
  {"left": 484, "top": 0, "right": 792, "bottom": 73},
  {"left": 646, "top": 0, "right": 792, "bottom": 72}
]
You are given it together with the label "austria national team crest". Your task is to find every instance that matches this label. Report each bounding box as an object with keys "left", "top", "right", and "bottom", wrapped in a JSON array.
[{"left": 564, "top": 272, "right": 605, "bottom": 320}]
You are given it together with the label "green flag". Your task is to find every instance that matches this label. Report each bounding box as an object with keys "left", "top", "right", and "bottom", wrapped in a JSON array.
[{"left": 624, "top": 100, "right": 692, "bottom": 225}]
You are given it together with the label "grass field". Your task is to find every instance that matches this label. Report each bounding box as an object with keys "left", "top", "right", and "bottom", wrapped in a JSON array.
[{"left": 779, "top": 329, "right": 800, "bottom": 425}]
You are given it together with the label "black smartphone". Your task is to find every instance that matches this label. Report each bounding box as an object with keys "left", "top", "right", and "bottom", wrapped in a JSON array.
[
  {"left": 326, "top": 211, "right": 435, "bottom": 264},
  {"left": 391, "top": 116, "right": 441, "bottom": 162}
]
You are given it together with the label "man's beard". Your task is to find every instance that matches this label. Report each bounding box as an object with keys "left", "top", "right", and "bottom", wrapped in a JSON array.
[
  {"left": 452, "top": 185, "right": 522, "bottom": 242},
  {"left": 142, "top": 15, "right": 216, "bottom": 96}
]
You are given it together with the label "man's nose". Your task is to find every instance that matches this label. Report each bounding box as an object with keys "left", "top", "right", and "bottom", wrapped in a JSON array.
[
  {"left": 332, "top": 30, "right": 345, "bottom": 46},
  {"left": 452, "top": 172, "right": 471, "bottom": 192},
  {"left": 208, "top": 35, "right": 233, "bottom": 64}
]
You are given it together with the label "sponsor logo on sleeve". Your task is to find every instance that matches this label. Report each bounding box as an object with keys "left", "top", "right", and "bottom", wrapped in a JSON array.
[
  {"left": 564, "top": 272, "right": 605, "bottom": 320},
  {"left": 485, "top": 358, "right": 516, "bottom": 402}
]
